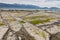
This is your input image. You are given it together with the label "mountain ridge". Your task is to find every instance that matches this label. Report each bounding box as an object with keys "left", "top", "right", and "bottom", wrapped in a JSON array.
[
  {"left": 0, "top": 3, "right": 60, "bottom": 10},
  {"left": 0, "top": 3, "right": 41, "bottom": 9}
]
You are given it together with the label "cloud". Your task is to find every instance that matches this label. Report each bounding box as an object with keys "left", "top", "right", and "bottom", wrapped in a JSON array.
[
  {"left": 0, "top": 0, "right": 60, "bottom": 8},
  {"left": 46, "top": 0, "right": 60, "bottom": 1}
]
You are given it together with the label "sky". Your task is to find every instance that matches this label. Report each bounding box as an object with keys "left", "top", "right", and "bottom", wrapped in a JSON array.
[{"left": 0, "top": 0, "right": 60, "bottom": 8}]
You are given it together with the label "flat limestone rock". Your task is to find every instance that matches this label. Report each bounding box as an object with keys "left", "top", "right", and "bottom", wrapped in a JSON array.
[
  {"left": 46, "top": 25, "right": 59, "bottom": 34},
  {"left": 9, "top": 21, "right": 22, "bottom": 32},
  {"left": 55, "top": 32, "right": 60, "bottom": 40},
  {"left": 50, "top": 32, "right": 60, "bottom": 40},
  {"left": 6, "top": 32, "right": 17, "bottom": 40},
  {"left": 23, "top": 22, "right": 49, "bottom": 40},
  {"left": 40, "top": 25, "right": 60, "bottom": 34},
  {"left": 18, "top": 37, "right": 21, "bottom": 40},
  {"left": 0, "top": 27, "right": 8, "bottom": 40}
]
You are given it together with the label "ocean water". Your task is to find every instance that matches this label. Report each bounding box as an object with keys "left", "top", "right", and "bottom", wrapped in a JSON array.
[
  {"left": 0, "top": 8, "right": 41, "bottom": 10},
  {"left": 0, "top": 8, "right": 60, "bottom": 11}
]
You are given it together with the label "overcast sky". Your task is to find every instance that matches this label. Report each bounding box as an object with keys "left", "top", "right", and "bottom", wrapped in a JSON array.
[{"left": 0, "top": 0, "right": 60, "bottom": 8}]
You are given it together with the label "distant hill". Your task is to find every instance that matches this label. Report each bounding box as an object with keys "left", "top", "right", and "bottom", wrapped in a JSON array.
[
  {"left": 0, "top": 3, "right": 41, "bottom": 9},
  {"left": 49, "top": 7, "right": 60, "bottom": 10},
  {"left": 0, "top": 3, "right": 60, "bottom": 10}
]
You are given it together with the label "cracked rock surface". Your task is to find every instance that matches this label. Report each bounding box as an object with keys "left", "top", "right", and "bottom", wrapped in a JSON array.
[{"left": 0, "top": 10, "right": 60, "bottom": 40}]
